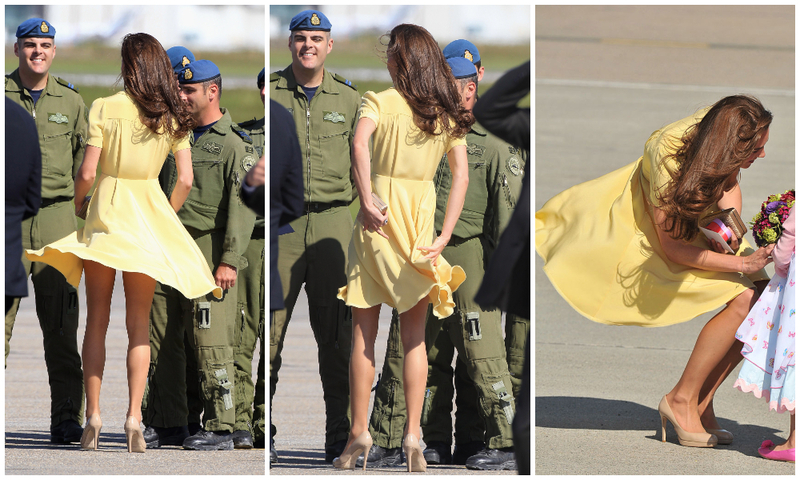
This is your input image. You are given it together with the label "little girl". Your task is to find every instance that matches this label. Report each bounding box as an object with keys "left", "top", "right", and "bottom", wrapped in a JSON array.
[{"left": 734, "top": 206, "right": 795, "bottom": 462}]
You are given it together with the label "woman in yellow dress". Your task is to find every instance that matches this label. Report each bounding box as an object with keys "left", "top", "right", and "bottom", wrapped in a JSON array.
[
  {"left": 536, "top": 95, "right": 775, "bottom": 447},
  {"left": 26, "top": 33, "right": 221, "bottom": 453},
  {"left": 334, "top": 24, "right": 472, "bottom": 471}
]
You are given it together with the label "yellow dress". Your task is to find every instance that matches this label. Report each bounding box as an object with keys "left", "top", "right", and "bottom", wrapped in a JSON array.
[
  {"left": 535, "top": 107, "right": 769, "bottom": 327},
  {"left": 26, "top": 91, "right": 222, "bottom": 300},
  {"left": 337, "top": 89, "right": 467, "bottom": 318}
]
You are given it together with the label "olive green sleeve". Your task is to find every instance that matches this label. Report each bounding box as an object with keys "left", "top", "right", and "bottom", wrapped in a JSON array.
[
  {"left": 489, "top": 146, "right": 524, "bottom": 243},
  {"left": 221, "top": 141, "right": 257, "bottom": 269},
  {"left": 72, "top": 97, "right": 89, "bottom": 178}
]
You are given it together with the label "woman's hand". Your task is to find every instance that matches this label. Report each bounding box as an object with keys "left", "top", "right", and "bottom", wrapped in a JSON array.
[
  {"left": 742, "top": 244, "right": 775, "bottom": 274},
  {"left": 707, "top": 235, "right": 739, "bottom": 254},
  {"left": 418, "top": 236, "right": 448, "bottom": 266},
  {"left": 359, "top": 204, "right": 389, "bottom": 239}
]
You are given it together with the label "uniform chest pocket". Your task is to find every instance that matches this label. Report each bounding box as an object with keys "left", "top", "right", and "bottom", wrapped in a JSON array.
[
  {"left": 463, "top": 161, "right": 489, "bottom": 214},
  {"left": 40, "top": 130, "right": 74, "bottom": 176},
  {"left": 189, "top": 159, "right": 226, "bottom": 207},
  {"left": 317, "top": 130, "right": 350, "bottom": 179}
]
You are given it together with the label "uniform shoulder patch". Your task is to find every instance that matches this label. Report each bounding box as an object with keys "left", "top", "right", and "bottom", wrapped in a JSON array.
[
  {"left": 507, "top": 156, "right": 521, "bottom": 176},
  {"left": 242, "top": 155, "right": 256, "bottom": 172},
  {"left": 231, "top": 124, "right": 253, "bottom": 144},
  {"left": 333, "top": 73, "right": 358, "bottom": 91},
  {"left": 55, "top": 76, "right": 80, "bottom": 93}
]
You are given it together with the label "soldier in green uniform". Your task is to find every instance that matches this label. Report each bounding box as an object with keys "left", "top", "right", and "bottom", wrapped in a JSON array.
[
  {"left": 231, "top": 67, "right": 266, "bottom": 449},
  {"left": 5, "top": 18, "right": 87, "bottom": 444},
  {"left": 142, "top": 60, "right": 256, "bottom": 450},
  {"left": 359, "top": 53, "right": 524, "bottom": 471},
  {"left": 269, "top": 9, "right": 360, "bottom": 463}
]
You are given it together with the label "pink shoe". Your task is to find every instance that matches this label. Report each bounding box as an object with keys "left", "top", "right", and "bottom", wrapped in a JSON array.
[{"left": 758, "top": 440, "right": 795, "bottom": 462}]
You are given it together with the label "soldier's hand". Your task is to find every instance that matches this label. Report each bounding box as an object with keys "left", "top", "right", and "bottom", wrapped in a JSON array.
[
  {"left": 245, "top": 156, "right": 265, "bottom": 187},
  {"left": 214, "top": 262, "right": 238, "bottom": 290}
]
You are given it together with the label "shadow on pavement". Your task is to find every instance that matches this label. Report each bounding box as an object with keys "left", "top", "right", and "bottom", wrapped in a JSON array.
[{"left": 5, "top": 431, "right": 133, "bottom": 450}]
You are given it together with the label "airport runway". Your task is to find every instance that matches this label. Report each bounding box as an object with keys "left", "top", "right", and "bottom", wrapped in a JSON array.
[
  {"left": 535, "top": 5, "right": 794, "bottom": 475},
  {"left": 5, "top": 272, "right": 265, "bottom": 475}
]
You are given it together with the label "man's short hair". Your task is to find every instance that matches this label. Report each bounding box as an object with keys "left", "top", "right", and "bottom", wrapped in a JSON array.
[
  {"left": 202, "top": 75, "right": 223, "bottom": 100},
  {"left": 457, "top": 73, "right": 478, "bottom": 90}
]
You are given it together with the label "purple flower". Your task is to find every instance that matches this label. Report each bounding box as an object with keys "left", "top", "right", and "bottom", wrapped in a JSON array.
[{"left": 766, "top": 201, "right": 786, "bottom": 213}]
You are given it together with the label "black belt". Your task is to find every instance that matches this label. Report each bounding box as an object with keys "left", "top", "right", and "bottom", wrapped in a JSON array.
[{"left": 305, "top": 201, "right": 349, "bottom": 213}]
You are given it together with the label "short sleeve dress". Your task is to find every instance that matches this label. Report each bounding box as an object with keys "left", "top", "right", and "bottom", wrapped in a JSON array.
[
  {"left": 337, "top": 89, "right": 467, "bottom": 318},
  {"left": 26, "top": 91, "right": 222, "bottom": 300},
  {"left": 535, "top": 107, "right": 769, "bottom": 326}
]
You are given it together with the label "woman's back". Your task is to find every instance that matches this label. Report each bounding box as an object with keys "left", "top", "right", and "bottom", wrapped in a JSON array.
[
  {"left": 365, "top": 88, "right": 460, "bottom": 182},
  {"left": 88, "top": 91, "right": 184, "bottom": 180}
]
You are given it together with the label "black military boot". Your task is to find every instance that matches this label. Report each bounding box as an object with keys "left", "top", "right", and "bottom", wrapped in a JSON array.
[
  {"left": 182, "top": 429, "right": 234, "bottom": 450},
  {"left": 452, "top": 440, "right": 485, "bottom": 465},
  {"left": 423, "top": 441, "right": 452, "bottom": 465},
  {"left": 50, "top": 419, "right": 83, "bottom": 444},
  {"left": 142, "top": 425, "right": 190, "bottom": 447},
  {"left": 232, "top": 430, "right": 254, "bottom": 449},
  {"left": 355, "top": 444, "right": 404, "bottom": 467},
  {"left": 465, "top": 447, "right": 517, "bottom": 470},
  {"left": 325, "top": 439, "right": 347, "bottom": 463}
]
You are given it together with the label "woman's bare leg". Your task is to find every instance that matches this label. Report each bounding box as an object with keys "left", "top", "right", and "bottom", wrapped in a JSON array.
[
  {"left": 347, "top": 305, "right": 381, "bottom": 444},
  {"left": 122, "top": 272, "right": 156, "bottom": 423},
  {"left": 698, "top": 280, "right": 767, "bottom": 429},
  {"left": 665, "top": 287, "right": 755, "bottom": 433},
  {"left": 398, "top": 298, "right": 429, "bottom": 439},
  {"left": 82, "top": 261, "right": 116, "bottom": 420}
]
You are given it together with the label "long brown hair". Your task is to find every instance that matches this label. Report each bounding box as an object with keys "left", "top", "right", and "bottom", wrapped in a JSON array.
[
  {"left": 386, "top": 24, "right": 473, "bottom": 138},
  {"left": 119, "top": 33, "right": 194, "bottom": 138},
  {"left": 657, "top": 95, "right": 772, "bottom": 242}
]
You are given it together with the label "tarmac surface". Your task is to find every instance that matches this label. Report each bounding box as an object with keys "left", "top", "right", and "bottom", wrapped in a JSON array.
[
  {"left": 536, "top": 6, "right": 795, "bottom": 475},
  {"left": 5, "top": 272, "right": 265, "bottom": 475}
]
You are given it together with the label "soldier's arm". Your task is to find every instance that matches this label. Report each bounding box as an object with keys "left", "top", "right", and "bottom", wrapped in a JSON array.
[
  {"left": 489, "top": 145, "right": 523, "bottom": 243},
  {"left": 220, "top": 140, "right": 257, "bottom": 273},
  {"left": 72, "top": 98, "right": 89, "bottom": 178}
]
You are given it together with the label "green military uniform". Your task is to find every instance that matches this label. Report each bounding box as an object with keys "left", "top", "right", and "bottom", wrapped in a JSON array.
[
  {"left": 368, "top": 122, "right": 525, "bottom": 450},
  {"left": 144, "top": 108, "right": 256, "bottom": 434},
  {"left": 235, "top": 116, "right": 265, "bottom": 443},
  {"left": 504, "top": 313, "right": 529, "bottom": 398},
  {"left": 269, "top": 66, "right": 360, "bottom": 449},
  {"left": 5, "top": 70, "right": 87, "bottom": 430}
]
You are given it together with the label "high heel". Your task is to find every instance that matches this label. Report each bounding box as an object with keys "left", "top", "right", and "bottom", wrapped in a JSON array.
[
  {"left": 658, "top": 396, "right": 717, "bottom": 448},
  {"left": 80, "top": 414, "right": 102, "bottom": 450},
  {"left": 333, "top": 431, "right": 372, "bottom": 470},
  {"left": 124, "top": 416, "right": 146, "bottom": 453},
  {"left": 706, "top": 428, "right": 733, "bottom": 445},
  {"left": 403, "top": 434, "right": 427, "bottom": 473}
]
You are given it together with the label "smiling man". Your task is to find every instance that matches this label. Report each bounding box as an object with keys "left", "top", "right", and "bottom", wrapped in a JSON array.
[
  {"left": 269, "top": 9, "right": 360, "bottom": 465},
  {"left": 5, "top": 17, "right": 88, "bottom": 446}
]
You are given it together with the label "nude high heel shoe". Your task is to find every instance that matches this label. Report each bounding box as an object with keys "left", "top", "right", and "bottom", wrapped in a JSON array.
[
  {"left": 333, "top": 431, "right": 372, "bottom": 470},
  {"left": 706, "top": 428, "right": 733, "bottom": 445},
  {"left": 80, "top": 414, "right": 102, "bottom": 450},
  {"left": 124, "top": 416, "right": 146, "bottom": 453},
  {"left": 658, "top": 396, "right": 717, "bottom": 447},
  {"left": 403, "top": 434, "right": 427, "bottom": 473}
]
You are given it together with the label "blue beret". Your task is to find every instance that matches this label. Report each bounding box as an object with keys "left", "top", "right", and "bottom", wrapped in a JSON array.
[
  {"left": 257, "top": 68, "right": 265, "bottom": 87},
  {"left": 289, "top": 10, "right": 331, "bottom": 32},
  {"left": 16, "top": 18, "right": 55, "bottom": 39},
  {"left": 178, "top": 60, "right": 220, "bottom": 84},
  {"left": 166, "top": 46, "right": 195, "bottom": 74},
  {"left": 447, "top": 57, "right": 477, "bottom": 80},
  {"left": 443, "top": 39, "right": 480, "bottom": 65}
]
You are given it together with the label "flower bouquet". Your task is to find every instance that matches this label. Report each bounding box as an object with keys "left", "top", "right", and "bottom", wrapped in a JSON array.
[{"left": 750, "top": 189, "right": 795, "bottom": 247}]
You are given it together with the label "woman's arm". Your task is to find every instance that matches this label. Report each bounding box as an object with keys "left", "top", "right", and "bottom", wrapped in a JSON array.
[
  {"left": 74, "top": 145, "right": 101, "bottom": 214},
  {"left": 169, "top": 148, "right": 194, "bottom": 213},
  {"left": 418, "top": 144, "right": 468, "bottom": 264},
  {"left": 708, "top": 181, "right": 743, "bottom": 252},
  {"left": 352, "top": 117, "right": 388, "bottom": 238},
  {"left": 653, "top": 205, "right": 774, "bottom": 274}
]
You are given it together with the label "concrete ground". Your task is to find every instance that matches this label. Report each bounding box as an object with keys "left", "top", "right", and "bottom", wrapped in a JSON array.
[
  {"left": 5, "top": 272, "right": 265, "bottom": 475},
  {"left": 535, "top": 5, "right": 795, "bottom": 475}
]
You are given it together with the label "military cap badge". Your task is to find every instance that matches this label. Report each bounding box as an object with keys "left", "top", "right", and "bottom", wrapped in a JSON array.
[
  {"left": 181, "top": 56, "right": 190, "bottom": 67},
  {"left": 464, "top": 50, "right": 473, "bottom": 62},
  {"left": 184, "top": 69, "right": 193, "bottom": 80},
  {"left": 311, "top": 13, "right": 321, "bottom": 26},
  {"left": 40, "top": 21, "right": 49, "bottom": 33}
]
